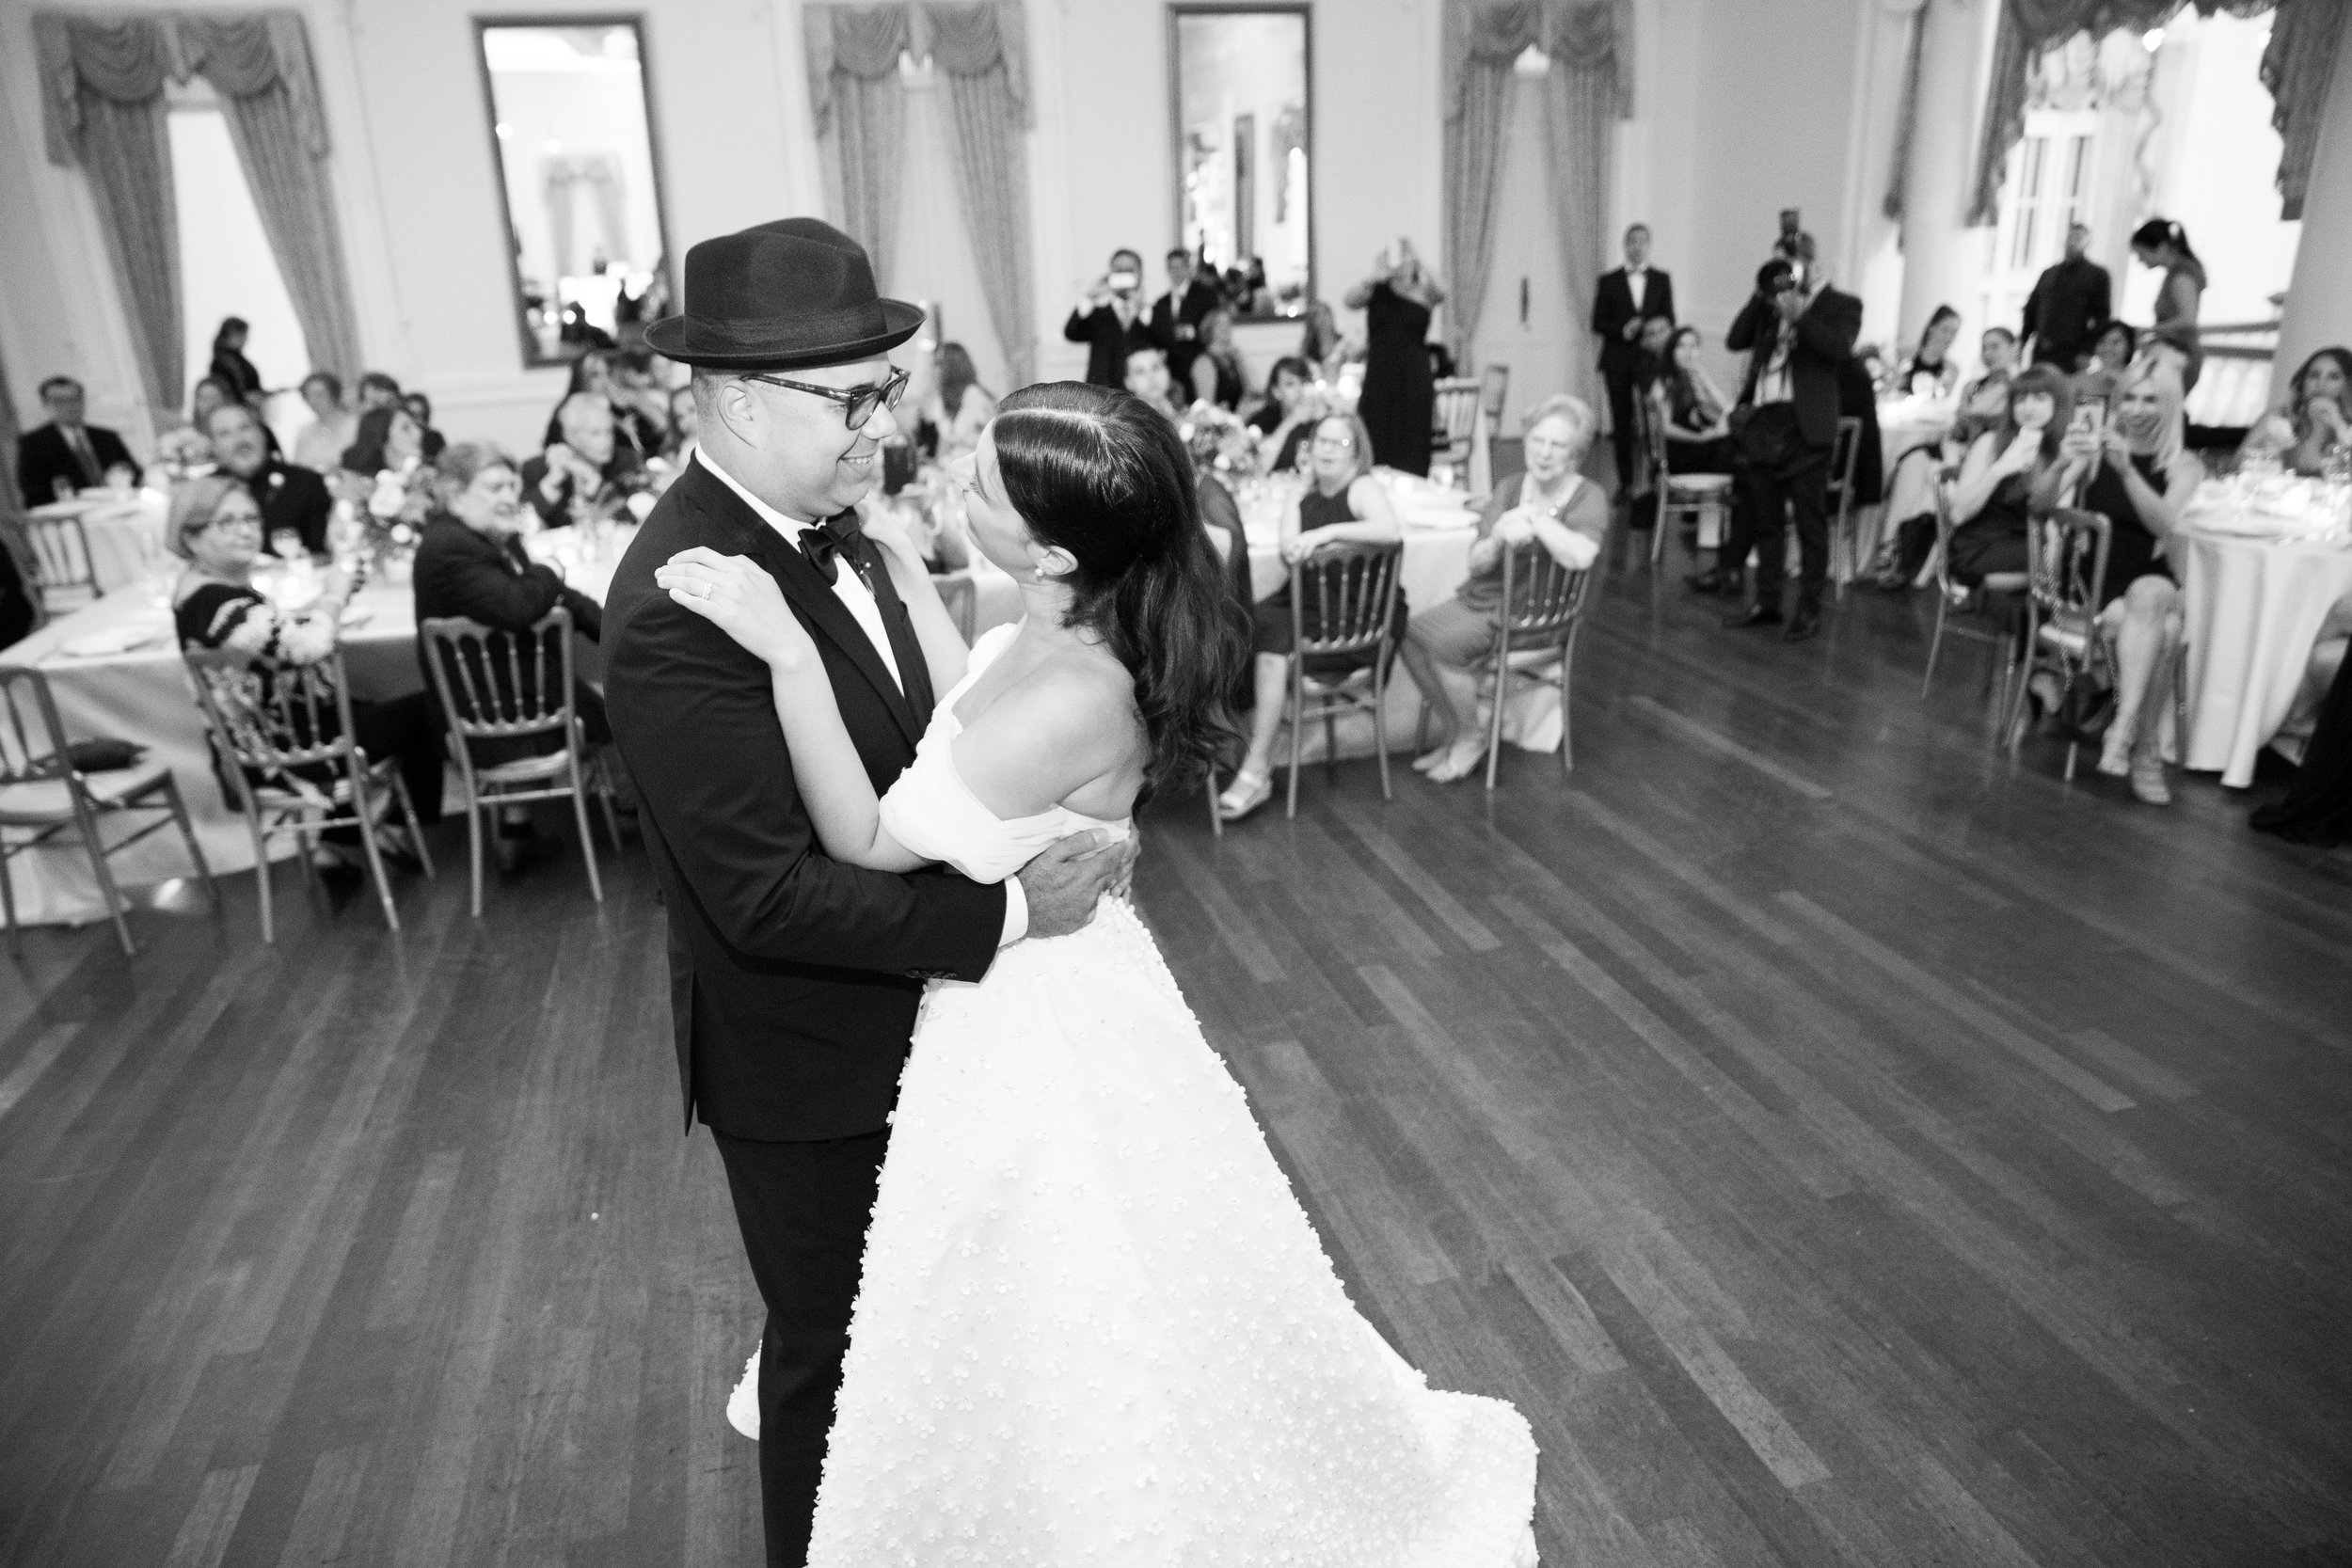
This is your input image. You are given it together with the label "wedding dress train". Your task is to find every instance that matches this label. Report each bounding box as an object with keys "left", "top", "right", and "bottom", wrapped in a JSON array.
[{"left": 788, "top": 625, "right": 1538, "bottom": 1564}]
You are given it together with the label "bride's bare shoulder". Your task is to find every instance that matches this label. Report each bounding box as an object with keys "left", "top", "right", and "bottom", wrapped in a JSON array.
[{"left": 952, "top": 643, "right": 1138, "bottom": 815}]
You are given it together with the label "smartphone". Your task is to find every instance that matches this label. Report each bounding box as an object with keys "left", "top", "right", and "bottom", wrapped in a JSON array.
[
  {"left": 1107, "top": 268, "right": 1140, "bottom": 292},
  {"left": 2069, "top": 395, "right": 2107, "bottom": 439}
]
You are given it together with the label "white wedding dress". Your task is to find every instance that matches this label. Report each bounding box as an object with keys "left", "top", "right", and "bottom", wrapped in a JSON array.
[{"left": 787, "top": 624, "right": 1538, "bottom": 1565}]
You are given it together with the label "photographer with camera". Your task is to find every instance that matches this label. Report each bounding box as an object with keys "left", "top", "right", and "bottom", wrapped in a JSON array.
[{"left": 1062, "top": 248, "right": 1160, "bottom": 388}]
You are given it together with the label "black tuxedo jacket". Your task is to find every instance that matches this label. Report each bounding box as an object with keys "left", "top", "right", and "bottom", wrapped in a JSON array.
[
  {"left": 1062, "top": 302, "right": 1157, "bottom": 388},
  {"left": 1149, "top": 281, "right": 1221, "bottom": 380},
  {"left": 1728, "top": 283, "right": 1864, "bottom": 449},
  {"left": 244, "top": 460, "right": 334, "bottom": 555},
  {"left": 1591, "top": 268, "right": 1677, "bottom": 376},
  {"left": 604, "top": 459, "right": 1005, "bottom": 1142},
  {"left": 17, "top": 421, "right": 134, "bottom": 506}
]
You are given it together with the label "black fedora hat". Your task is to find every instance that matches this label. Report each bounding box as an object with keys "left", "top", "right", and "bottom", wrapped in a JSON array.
[{"left": 645, "top": 217, "right": 923, "bottom": 370}]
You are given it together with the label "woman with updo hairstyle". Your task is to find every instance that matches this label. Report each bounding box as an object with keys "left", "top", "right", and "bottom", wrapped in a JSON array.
[{"left": 2131, "top": 218, "right": 2206, "bottom": 391}]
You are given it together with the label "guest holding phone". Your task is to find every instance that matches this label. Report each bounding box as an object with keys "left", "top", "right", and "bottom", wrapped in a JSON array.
[
  {"left": 1063, "top": 248, "right": 1158, "bottom": 388},
  {"left": 1347, "top": 240, "right": 1446, "bottom": 475}
]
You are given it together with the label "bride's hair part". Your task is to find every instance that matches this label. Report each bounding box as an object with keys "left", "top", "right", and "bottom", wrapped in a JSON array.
[{"left": 991, "top": 382, "right": 1247, "bottom": 792}]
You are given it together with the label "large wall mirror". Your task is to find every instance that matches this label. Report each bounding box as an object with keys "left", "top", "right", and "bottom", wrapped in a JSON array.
[
  {"left": 474, "top": 18, "right": 674, "bottom": 366},
  {"left": 1168, "top": 5, "right": 1312, "bottom": 319}
]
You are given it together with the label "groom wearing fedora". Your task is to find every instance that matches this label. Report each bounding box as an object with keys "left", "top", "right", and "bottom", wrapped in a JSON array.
[{"left": 604, "top": 218, "right": 1129, "bottom": 1564}]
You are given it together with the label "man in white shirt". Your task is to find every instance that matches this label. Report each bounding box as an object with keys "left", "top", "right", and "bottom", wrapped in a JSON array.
[{"left": 602, "top": 216, "right": 1129, "bottom": 1568}]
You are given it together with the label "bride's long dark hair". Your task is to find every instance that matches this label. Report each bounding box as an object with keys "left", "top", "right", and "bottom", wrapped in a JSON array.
[{"left": 991, "top": 382, "right": 1246, "bottom": 793}]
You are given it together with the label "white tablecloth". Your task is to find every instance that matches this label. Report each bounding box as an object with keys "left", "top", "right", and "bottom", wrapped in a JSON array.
[
  {"left": 2178, "top": 527, "right": 2352, "bottom": 787},
  {"left": 1854, "top": 400, "right": 1954, "bottom": 578}
]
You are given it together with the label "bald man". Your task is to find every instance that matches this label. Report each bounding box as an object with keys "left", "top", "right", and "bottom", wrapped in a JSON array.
[{"left": 519, "top": 391, "right": 647, "bottom": 527}]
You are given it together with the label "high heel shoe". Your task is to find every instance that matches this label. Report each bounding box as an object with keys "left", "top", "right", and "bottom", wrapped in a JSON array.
[
  {"left": 2129, "top": 752, "right": 2171, "bottom": 806},
  {"left": 1216, "top": 769, "right": 1274, "bottom": 821}
]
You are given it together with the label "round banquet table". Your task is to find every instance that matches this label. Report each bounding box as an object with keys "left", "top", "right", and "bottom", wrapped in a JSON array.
[
  {"left": 0, "top": 527, "right": 632, "bottom": 929},
  {"left": 2177, "top": 527, "right": 2352, "bottom": 787}
]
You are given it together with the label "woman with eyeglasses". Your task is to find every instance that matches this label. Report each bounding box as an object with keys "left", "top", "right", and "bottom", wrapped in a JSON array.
[
  {"left": 1216, "top": 411, "right": 1406, "bottom": 820},
  {"left": 169, "top": 475, "right": 440, "bottom": 871}
]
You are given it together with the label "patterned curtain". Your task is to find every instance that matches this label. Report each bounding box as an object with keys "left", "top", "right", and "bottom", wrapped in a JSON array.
[
  {"left": 1540, "top": 0, "right": 1630, "bottom": 406},
  {"left": 1968, "top": 0, "right": 2338, "bottom": 223},
  {"left": 805, "top": 4, "right": 914, "bottom": 288},
  {"left": 922, "top": 1, "right": 1038, "bottom": 386},
  {"left": 30, "top": 13, "right": 182, "bottom": 418},
  {"left": 32, "top": 9, "right": 363, "bottom": 408}
]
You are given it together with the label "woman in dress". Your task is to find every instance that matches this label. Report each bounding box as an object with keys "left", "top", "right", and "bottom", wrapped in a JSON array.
[
  {"left": 1899, "top": 305, "right": 1963, "bottom": 398},
  {"left": 1347, "top": 242, "right": 1446, "bottom": 475},
  {"left": 2038, "top": 357, "right": 2201, "bottom": 805},
  {"left": 168, "top": 475, "right": 439, "bottom": 870},
  {"left": 1402, "top": 394, "right": 1609, "bottom": 783},
  {"left": 208, "top": 316, "right": 263, "bottom": 404},
  {"left": 1946, "top": 365, "right": 2071, "bottom": 590},
  {"left": 657, "top": 382, "right": 1537, "bottom": 1566},
  {"left": 921, "top": 341, "right": 997, "bottom": 466},
  {"left": 1653, "top": 326, "right": 1737, "bottom": 474},
  {"left": 2131, "top": 219, "right": 2206, "bottom": 392},
  {"left": 1190, "top": 309, "right": 1248, "bottom": 411},
  {"left": 2240, "top": 346, "right": 2352, "bottom": 477},
  {"left": 1248, "top": 355, "right": 1320, "bottom": 473},
  {"left": 1216, "top": 410, "right": 1408, "bottom": 822}
]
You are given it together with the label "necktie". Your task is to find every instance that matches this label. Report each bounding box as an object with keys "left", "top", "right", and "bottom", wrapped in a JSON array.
[{"left": 66, "top": 428, "right": 98, "bottom": 486}]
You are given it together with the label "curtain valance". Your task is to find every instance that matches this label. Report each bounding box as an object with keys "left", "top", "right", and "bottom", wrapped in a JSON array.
[
  {"left": 1441, "top": 0, "right": 1633, "bottom": 126},
  {"left": 33, "top": 8, "right": 332, "bottom": 166},
  {"left": 1967, "top": 0, "right": 2343, "bottom": 223}
]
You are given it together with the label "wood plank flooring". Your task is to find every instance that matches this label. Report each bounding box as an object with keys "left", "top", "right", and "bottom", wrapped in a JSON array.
[{"left": 3, "top": 543, "right": 2349, "bottom": 1567}]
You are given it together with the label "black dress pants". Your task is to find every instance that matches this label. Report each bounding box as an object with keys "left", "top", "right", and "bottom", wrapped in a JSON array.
[
  {"left": 1603, "top": 364, "right": 1642, "bottom": 491},
  {"left": 1727, "top": 404, "right": 1832, "bottom": 612},
  {"left": 712, "top": 1125, "right": 891, "bottom": 1568}
]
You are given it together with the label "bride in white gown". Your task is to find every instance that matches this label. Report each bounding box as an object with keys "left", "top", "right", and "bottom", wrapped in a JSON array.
[{"left": 657, "top": 382, "right": 1536, "bottom": 1565}]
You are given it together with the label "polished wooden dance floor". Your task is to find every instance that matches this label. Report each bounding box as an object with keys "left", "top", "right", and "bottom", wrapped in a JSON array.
[{"left": 3, "top": 556, "right": 2349, "bottom": 1567}]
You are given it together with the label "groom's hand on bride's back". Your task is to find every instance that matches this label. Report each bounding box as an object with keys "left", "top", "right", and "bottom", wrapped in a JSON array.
[{"left": 1017, "top": 830, "right": 1140, "bottom": 939}]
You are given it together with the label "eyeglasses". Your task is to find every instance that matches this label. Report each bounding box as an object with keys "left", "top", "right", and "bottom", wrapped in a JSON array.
[
  {"left": 743, "top": 366, "right": 911, "bottom": 432},
  {"left": 1311, "top": 433, "right": 1355, "bottom": 450},
  {"left": 190, "top": 510, "right": 262, "bottom": 539}
]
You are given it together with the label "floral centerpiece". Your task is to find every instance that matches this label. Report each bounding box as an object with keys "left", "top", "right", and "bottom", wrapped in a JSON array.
[
  {"left": 146, "top": 425, "right": 215, "bottom": 487},
  {"left": 328, "top": 459, "right": 436, "bottom": 574},
  {"left": 1176, "top": 402, "right": 1263, "bottom": 483}
]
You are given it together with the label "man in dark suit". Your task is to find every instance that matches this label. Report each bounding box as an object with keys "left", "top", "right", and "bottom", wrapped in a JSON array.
[
  {"left": 1149, "top": 247, "right": 1221, "bottom": 389},
  {"left": 1700, "top": 250, "right": 1863, "bottom": 642},
  {"left": 204, "top": 402, "right": 334, "bottom": 555},
  {"left": 519, "top": 392, "right": 647, "bottom": 528},
  {"left": 2020, "top": 221, "right": 2112, "bottom": 370},
  {"left": 1061, "top": 246, "right": 1158, "bottom": 387},
  {"left": 607, "top": 218, "right": 1128, "bottom": 1568},
  {"left": 17, "top": 376, "right": 135, "bottom": 505},
  {"left": 1590, "top": 224, "right": 1676, "bottom": 492}
]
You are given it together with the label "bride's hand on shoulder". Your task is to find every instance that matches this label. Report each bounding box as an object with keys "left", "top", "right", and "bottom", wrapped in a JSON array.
[
  {"left": 656, "top": 547, "right": 813, "bottom": 669},
  {"left": 858, "top": 506, "right": 928, "bottom": 578}
]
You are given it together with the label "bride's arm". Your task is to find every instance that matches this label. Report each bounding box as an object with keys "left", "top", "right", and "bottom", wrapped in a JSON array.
[{"left": 656, "top": 547, "right": 929, "bottom": 873}]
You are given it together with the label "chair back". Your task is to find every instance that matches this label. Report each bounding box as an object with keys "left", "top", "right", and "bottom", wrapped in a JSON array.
[
  {"left": 183, "top": 644, "right": 361, "bottom": 783},
  {"left": 1642, "top": 385, "right": 1672, "bottom": 496},
  {"left": 1432, "top": 378, "right": 1480, "bottom": 463},
  {"left": 1478, "top": 364, "right": 1511, "bottom": 428},
  {"left": 421, "top": 606, "right": 579, "bottom": 744},
  {"left": 2026, "top": 508, "right": 2111, "bottom": 634},
  {"left": 3, "top": 514, "right": 99, "bottom": 615},
  {"left": 1825, "top": 416, "right": 1863, "bottom": 507},
  {"left": 1929, "top": 470, "right": 1963, "bottom": 594},
  {"left": 1290, "top": 540, "right": 1403, "bottom": 662},
  {"left": 0, "top": 664, "right": 78, "bottom": 787},
  {"left": 1496, "top": 541, "right": 1591, "bottom": 650}
]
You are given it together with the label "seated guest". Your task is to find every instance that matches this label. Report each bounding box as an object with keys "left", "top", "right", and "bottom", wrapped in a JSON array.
[
  {"left": 2036, "top": 358, "right": 2202, "bottom": 804},
  {"left": 1401, "top": 395, "right": 1609, "bottom": 783},
  {"left": 1899, "top": 306, "right": 1963, "bottom": 398},
  {"left": 356, "top": 371, "right": 404, "bottom": 413},
  {"left": 190, "top": 375, "right": 238, "bottom": 431},
  {"left": 168, "top": 474, "right": 439, "bottom": 870},
  {"left": 1122, "top": 344, "right": 1187, "bottom": 421},
  {"left": 292, "top": 371, "right": 358, "bottom": 472},
  {"left": 1063, "top": 248, "right": 1157, "bottom": 388},
  {"left": 1946, "top": 366, "right": 2070, "bottom": 589},
  {"left": 1300, "top": 299, "right": 1352, "bottom": 382},
  {"left": 2252, "top": 594, "right": 2352, "bottom": 845},
  {"left": 2074, "top": 320, "right": 2138, "bottom": 403},
  {"left": 205, "top": 402, "right": 334, "bottom": 557},
  {"left": 521, "top": 392, "right": 646, "bottom": 527},
  {"left": 539, "top": 349, "right": 664, "bottom": 457},
  {"left": 921, "top": 341, "right": 996, "bottom": 466},
  {"left": 342, "top": 403, "right": 428, "bottom": 483},
  {"left": 1653, "top": 327, "right": 1735, "bottom": 474},
  {"left": 1216, "top": 412, "right": 1406, "bottom": 821},
  {"left": 402, "top": 392, "right": 448, "bottom": 462},
  {"left": 1191, "top": 309, "right": 1248, "bottom": 411},
  {"left": 660, "top": 383, "right": 700, "bottom": 465},
  {"left": 208, "top": 317, "right": 263, "bottom": 404},
  {"left": 17, "top": 375, "right": 135, "bottom": 504},
  {"left": 1957, "top": 327, "right": 2019, "bottom": 431},
  {"left": 1249, "top": 356, "right": 1320, "bottom": 473},
  {"left": 414, "top": 441, "right": 609, "bottom": 868},
  {"left": 2240, "top": 347, "right": 2351, "bottom": 477}
]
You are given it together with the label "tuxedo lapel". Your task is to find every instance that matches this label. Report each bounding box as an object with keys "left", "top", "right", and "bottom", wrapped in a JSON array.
[
  {"left": 856, "top": 545, "right": 936, "bottom": 723},
  {"left": 679, "top": 464, "right": 927, "bottom": 751}
]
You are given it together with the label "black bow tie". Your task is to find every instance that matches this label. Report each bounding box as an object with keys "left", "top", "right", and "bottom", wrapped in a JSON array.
[{"left": 800, "top": 518, "right": 872, "bottom": 584}]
